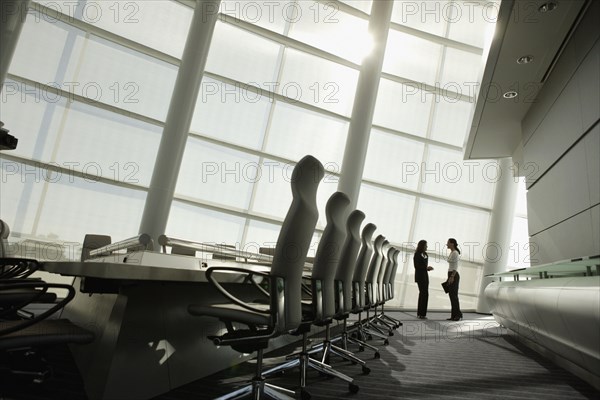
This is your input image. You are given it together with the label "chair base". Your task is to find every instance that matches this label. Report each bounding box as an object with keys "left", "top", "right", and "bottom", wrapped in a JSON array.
[{"left": 216, "top": 379, "right": 296, "bottom": 400}]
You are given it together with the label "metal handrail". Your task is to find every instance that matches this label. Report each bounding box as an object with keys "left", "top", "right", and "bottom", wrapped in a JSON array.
[
  {"left": 89, "top": 234, "right": 153, "bottom": 258},
  {"left": 158, "top": 235, "right": 273, "bottom": 264}
]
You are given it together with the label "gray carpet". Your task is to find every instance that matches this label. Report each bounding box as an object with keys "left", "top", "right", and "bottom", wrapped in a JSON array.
[
  {"left": 154, "top": 311, "right": 599, "bottom": 400},
  {"left": 1, "top": 312, "right": 598, "bottom": 399}
]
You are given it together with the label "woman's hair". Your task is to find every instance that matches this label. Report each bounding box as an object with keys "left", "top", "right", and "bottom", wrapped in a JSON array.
[
  {"left": 448, "top": 238, "right": 461, "bottom": 254},
  {"left": 415, "top": 239, "right": 427, "bottom": 255}
]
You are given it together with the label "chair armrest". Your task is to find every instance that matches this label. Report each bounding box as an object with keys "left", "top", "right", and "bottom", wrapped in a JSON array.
[
  {"left": 0, "top": 258, "right": 39, "bottom": 279},
  {"left": 205, "top": 267, "right": 271, "bottom": 314},
  {"left": 0, "top": 282, "right": 75, "bottom": 336}
]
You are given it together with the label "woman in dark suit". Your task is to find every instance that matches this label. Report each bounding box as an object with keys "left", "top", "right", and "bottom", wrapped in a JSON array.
[{"left": 414, "top": 239, "right": 433, "bottom": 319}]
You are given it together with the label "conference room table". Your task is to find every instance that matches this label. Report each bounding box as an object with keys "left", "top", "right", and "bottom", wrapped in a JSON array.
[{"left": 41, "top": 251, "right": 313, "bottom": 400}]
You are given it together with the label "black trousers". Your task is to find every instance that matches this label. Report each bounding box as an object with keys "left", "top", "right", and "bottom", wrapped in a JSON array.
[
  {"left": 416, "top": 279, "right": 429, "bottom": 317},
  {"left": 447, "top": 271, "right": 462, "bottom": 319}
]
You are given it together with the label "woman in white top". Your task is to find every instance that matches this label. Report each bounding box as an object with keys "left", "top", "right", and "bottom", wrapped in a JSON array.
[{"left": 446, "top": 238, "right": 463, "bottom": 321}]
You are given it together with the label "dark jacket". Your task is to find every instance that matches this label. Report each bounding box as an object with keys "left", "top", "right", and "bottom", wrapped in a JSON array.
[{"left": 414, "top": 252, "right": 429, "bottom": 283}]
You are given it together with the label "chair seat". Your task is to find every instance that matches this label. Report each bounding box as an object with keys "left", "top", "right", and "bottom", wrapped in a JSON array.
[
  {"left": 0, "top": 319, "right": 94, "bottom": 351},
  {"left": 0, "top": 288, "right": 57, "bottom": 307},
  {"left": 188, "top": 302, "right": 271, "bottom": 326}
]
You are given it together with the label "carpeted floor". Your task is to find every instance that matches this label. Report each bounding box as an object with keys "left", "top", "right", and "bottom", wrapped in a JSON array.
[{"left": 1, "top": 312, "right": 598, "bottom": 400}]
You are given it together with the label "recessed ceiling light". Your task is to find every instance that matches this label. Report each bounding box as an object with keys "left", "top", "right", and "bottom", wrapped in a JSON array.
[
  {"left": 503, "top": 91, "right": 518, "bottom": 99},
  {"left": 538, "top": 2, "right": 558, "bottom": 13},
  {"left": 517, "top": 55, "right": 534, "bottom": 64}
]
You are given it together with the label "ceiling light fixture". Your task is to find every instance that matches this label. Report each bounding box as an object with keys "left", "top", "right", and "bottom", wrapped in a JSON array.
[
  {"left": 517, "top": 55, "right": 534, "bottom": 64},
  {"left": 538, "top": 2, "right": 558, "bottom": 13},
  {"left": 503, "top": 91, "right": 518, "bottom": 99}
]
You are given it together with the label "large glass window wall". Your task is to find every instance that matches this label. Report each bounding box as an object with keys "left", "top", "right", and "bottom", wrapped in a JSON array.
[{"left": 1, "top": 0, "right": 514, "bottom": 311}]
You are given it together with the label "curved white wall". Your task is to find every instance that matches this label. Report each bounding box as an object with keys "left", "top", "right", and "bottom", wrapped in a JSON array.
[{"left": 485, "top": 277, "right": 600, "bottom": 388}]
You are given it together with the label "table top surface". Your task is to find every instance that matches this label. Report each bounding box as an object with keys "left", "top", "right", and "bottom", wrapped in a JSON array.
[{"left": 42, "top": 251, "right": 273, "bottom": 283}]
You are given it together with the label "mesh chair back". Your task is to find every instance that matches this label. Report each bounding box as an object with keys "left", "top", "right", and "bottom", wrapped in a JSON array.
[
  {"left": 388, "top": 249, "right": 400, "bottom": 299},
  {"left": 377, "top": 240, "right": 390, "bottom": 302},
  {"left": 335, "top": 210, "right": 365, "bottom": 314},
  {"left": 270, "top": 155, "right": 324, "bottom": 332},
  {"left": 352, "top": 223, "right": 376, "bottom": 309},
  {"left": 0, "top": 220, "right": 10, "bottom": 258},
  {"left": 311, "top": 192, "right": 350, "bottom": 320},
  {"left": 383, "top": 246, "right": 397, "bottom": 300},
  {"left": 366, "top": 235, "right": 385, "bottom": 306}
]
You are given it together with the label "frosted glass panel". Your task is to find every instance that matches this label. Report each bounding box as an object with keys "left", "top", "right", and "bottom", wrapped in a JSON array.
[
  {"left": 391, "top": 0, "right": 450, "bottom": 37},
  {"left": 383, "top": 30, "right": 442, "bottom": 85},
  {"left": 413, "top": 198, "right": 490, "bottom": 263},
  {"left": 357, "top": 185, "right": 415, "bottom": 243},
  {"left": 363, "top": 129, "right": 425, "bottom": 191},
  {"left": 266, "top": 101, "right": 349, "bottom": 166},
  {"left": 339, "top": 0, "right": 372, "bottom": 14},
  {"left": 35, "top": 0, "right": 193, "bottom": 58},
  {"left": 0, "top": 160, "right": 45, "bottom": 236},
  {"left": 70, "top": 36, "right": 178, "bottom": 121},
  {"left": 167, "top": 201, "right": 246, "bottom": 245},
  {"left": 440, "top": 47, "right": 483, "bottom": 98},
  {"left": 421, "top": 146, "right": 496, "bottom": 208},
  {"left": 191, "top": 77, "right": 271, "bottom": 150},
  {"left": 176, "top": 139, "right": 258, "bottom": 210},
  {"left": 245, "top": 220, "right": 281, "bottom": 250},
  {"left": 52, "top": 102, "right": 161, "bottom": 187},
  {"left": 9, "top": 12, "right": 85, "bottom": 85},
  {"left": 1, "top": 80, "right": 66, "bottom": 161},
  {"left": 447, "top": 1, "right": 497, "bottom": 49},
  {"left": 430, "top": 98, "right": 474, "bottom": 147},
  {"left": 373, "top": 79, "right": 433, "bottom": 137},
  {"left": 251, "top": 158, "right": 338, "bottom": 227},
  {"left": 206, "top": 22, "right": 281, "bottom": 86},
  {"left": 36, "top": 174, "right": 146, "bottom": 243},
  {"left": 289, "top": 2, "right": 370, "bottom": 65},
  {"left": 219, "top": 0, "right": 289, "bottom": 34},
  {"left": 251, "top": 160, "right": 295, "bottom": 220},
  {"left": 279, "top": 49, "right": 359, "bottom": 116}
]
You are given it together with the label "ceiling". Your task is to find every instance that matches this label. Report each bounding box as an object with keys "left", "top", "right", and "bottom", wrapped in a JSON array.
[{"left": 464, "top": 0, "right": 588, "bottom": 160}]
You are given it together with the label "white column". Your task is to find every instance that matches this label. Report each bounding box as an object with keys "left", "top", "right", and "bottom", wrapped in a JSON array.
[
  {"left": 476, "top": 157, "right": 519, "bottom": 312},
  {"left": 337, "top": 0, "right": 393, "bottom": 210},
  {"left": 0, "top": 0, "right": 30, "bottom": 92},
  {"left": 139, "top": 0, "right": 221, "bottom": 247}
]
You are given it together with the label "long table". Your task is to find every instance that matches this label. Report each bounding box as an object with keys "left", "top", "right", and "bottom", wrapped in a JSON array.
[{"left": 41, "top": 252, "right": 308, "bottom": 400}]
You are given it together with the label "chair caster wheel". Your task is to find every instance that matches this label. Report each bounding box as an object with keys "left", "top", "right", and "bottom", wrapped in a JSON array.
[
  {"left": 383, "top": 339, "right": 389, "bottom": 345},
  {"left": 374, "top": 351, "right": 380, "bottom": 359},
  {"left": 301, "top": 389, "right": 311, "bottom": 400},
  {"left": 388, "top": 331, "right": 394, "bottom": 336},
  {"left": 349, "top": 383, "right": 359, "bottom": 393},
  {"left": 362, "top": 365, "right": 370, "bottom": 375},
  {"left": 358, "top": 345, "right": 364, "bottom": 352}
]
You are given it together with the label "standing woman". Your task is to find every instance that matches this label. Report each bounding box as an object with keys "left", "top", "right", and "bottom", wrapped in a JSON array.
[
  {"left": 414, "top": 240, "right": 433, "bottom": 319},
  {"left": 446, "top": 238, "right": 463, "bottom": 321}
]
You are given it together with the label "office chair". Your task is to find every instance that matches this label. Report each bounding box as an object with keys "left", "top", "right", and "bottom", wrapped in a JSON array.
[
  {"left": 363, "top": 236, "right": 393, "bottom": 339},
  {"left": 187, "top": 155, "right": 325, "bottom": 400},
  {"left": 0, "top": 219, "right": 10, "bottom": 258},
  {"left": 262, "top": 192, "right": 360, "bottom": 399},
  {"left": 370, "top": 241, "right": 397, "bottom": 333},
  {"left": 0, "top": 280, "right": 95, "bottom": 384},
  {"left": 313, "top": 209, "right": 375, "bottom": 367},
  {"left": 347, "top": 223, "right": 385, "bottom": 353},
  {"left": 378, "top": 248, "right": 402, "bottom": 328}
]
